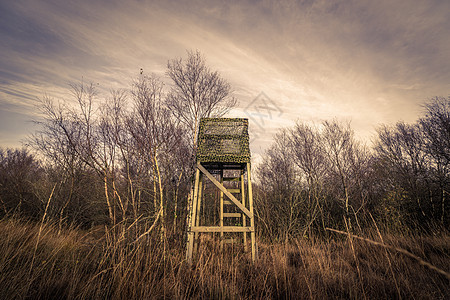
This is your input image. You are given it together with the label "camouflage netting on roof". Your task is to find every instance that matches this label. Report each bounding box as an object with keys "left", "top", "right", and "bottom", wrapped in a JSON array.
[{"left": 196, "top": 118, "right": 250, "bottom": 163}]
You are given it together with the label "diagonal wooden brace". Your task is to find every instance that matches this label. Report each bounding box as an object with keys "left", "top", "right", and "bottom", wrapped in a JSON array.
[{"left": 197, "top": 163, "right": 253, "bottom": 219}]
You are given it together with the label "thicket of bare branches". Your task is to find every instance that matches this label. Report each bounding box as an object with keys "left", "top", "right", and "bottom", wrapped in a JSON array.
[
  {"left": 0, "top": 52, "right": 237, "bottom": 240},
  {"left": 256, "top": 120, "right": 373, "bottom": 240},
  {"left": 256, "top": 97, "right": 449, "bottom": 240},
  {"left": 374, "top": 96, "right": 450, "bottom": 228}
]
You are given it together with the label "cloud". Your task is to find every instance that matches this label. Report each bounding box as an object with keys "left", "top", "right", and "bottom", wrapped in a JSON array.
[{"left": 0, "top": 0, "right": 449, "bottom": 155}]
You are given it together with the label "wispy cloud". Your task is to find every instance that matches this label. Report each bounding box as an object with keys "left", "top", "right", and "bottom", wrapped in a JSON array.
[{"left": 1, "top": 0, "right": 449, "bottom": 153}]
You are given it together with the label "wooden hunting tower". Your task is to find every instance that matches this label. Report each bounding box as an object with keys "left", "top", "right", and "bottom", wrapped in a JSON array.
[{"left": 186, "top": 118, "right": 256, "bottom": 264}]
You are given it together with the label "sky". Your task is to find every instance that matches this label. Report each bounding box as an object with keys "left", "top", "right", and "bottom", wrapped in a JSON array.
[{"left": 1, "top": 0, "right": 449, "bottom": 161}]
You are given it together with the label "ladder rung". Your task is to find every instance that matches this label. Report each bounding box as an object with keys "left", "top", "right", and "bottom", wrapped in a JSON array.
[
  {"left": 223, "top": 212, "right": 242, "bottom": 218},
  {"left": 227, "top": 189, "right": 241, "bottom": 193},
  {"left": 223, "top": 200, "right": 233, "bottom": 205},
  {"left": 223, "top": 177, "right": 241, "bottom": 182},
  {"left": 191, "top": 226, "right": 252, "bottom": 232}
]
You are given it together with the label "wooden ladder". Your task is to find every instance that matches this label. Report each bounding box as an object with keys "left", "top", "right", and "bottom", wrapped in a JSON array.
[{"left": 186, "top": 162, "right": 256, "bottom": 264}]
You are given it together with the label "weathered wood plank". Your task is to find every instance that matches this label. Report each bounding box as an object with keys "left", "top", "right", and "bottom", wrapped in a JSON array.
[
  {"left": 186, "top": 168, "right": 201, "bottom": 264},
  {"left": 193, "top": 175, "right": 203, "bottom": 254},
  {"left": 247, "top": 162, "right": 256, "bottom": 262},
  {"left": 223, "top": 212, "right": 242, "bottom": 218},
  {"left": 220, "top": 172, "right": 224, "bottom": 239},
  {"left": 192, "top": 226, "right": 253, "bottom": 233},
  {"left": 241, "top": 171, "right": 247, "bottom": 250}
]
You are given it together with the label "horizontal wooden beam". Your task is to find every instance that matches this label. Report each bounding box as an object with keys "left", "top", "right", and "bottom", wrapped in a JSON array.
[
  {"left": 191, "top": 226, "right": 253, "bottom": 233},
  {"left": 223, "top": 212, "right": 242, "bottom": 218},
  {"left": 227, "top": 189, "right": 241, "bottom": 193},
  {"left": 197, "top": 163, "right": 253, "bottom": 218},
  {"left": 223, "top": 177, "right": 241, "bottom": 182}
]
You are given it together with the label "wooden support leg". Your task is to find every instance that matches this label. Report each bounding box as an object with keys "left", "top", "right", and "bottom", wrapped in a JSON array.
[
  {"left": 241, "top": 170, "right": 247, "bottom": 251},
  {"left": 219, "top": 171, "right": 224, "bottom": 250},
  {"left": 193, "top": 174, "right": 203, "bottom": 255},
  {"left": 186, "top": 168, "right": 200, "bottom": 265},
  {"left": 247, "top": 163, "right": 256, "bottom": 262}
]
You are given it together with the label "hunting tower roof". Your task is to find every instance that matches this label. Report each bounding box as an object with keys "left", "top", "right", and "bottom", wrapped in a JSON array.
[{"left": 196, "top": 118, "right": 250, "bottom": 164}]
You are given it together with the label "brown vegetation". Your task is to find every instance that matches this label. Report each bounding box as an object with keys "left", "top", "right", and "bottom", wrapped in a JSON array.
[{"left": 0, "top": 218, "right": 448, "bottom": 299}]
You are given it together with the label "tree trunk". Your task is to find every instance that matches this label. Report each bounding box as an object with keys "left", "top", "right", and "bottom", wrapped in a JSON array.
[{"left": 104, "top": 170, "right": 115, "bottom": 225}]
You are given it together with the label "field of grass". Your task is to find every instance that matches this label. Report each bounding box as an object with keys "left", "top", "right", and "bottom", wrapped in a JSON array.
[{"left": 0, "top": 218, "right": 448, "bottom": 299}]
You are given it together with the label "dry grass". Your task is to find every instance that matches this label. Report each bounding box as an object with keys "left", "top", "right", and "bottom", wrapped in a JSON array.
[{"left": 0, "top": 218, "right": 448, "bottom": 299}]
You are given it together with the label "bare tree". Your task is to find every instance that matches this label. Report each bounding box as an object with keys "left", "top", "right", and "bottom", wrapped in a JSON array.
[
  {"left": 99, "top": 89, "right": 131, "bottom": 224},
  {"left": 29, "top": 86, "right": 108, "bottom": 226},
  {"left": 0, "top": 148, "right": 42, "bottom": 218},
  {"left": 321, "top": 120, "right": 370, "bottom": 230},
  {"left": 256, "top": 129, "right": 303, "bottom": 241},
  {"left": 321, "top": 121, "right": 354, "bottom": 227},
  {"left": 288, "top": 122, "right": 327, "bottom": 233},
  {"left": 420, "top": 97, "right": 450, "bottom": 165},
  {"left": 258, "top": 119, "right": 373, "bottom": 236},
  {"left": 419, "top": 96, "right": 449, "bottom": 224},
  {"left": 166, "top": 50, "right": 237, "bottom": 148},
  {"left": 375, "top": 122, "right": 431, "bottom": 223},
  {"left": 128, "top": 74, "right": 182, "bottom": 235},
  {"left": 30, "top": 83, "right": 128, "bottom": 226}
]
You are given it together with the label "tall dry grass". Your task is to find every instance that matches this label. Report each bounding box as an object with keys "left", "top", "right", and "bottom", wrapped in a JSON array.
[{"left": 0, "top": 218, "right": 448, "bottom": 299}]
